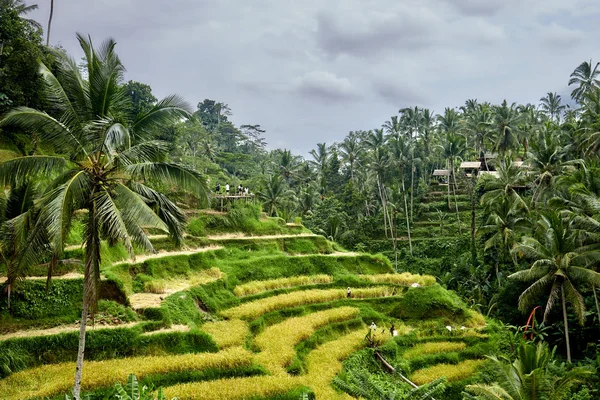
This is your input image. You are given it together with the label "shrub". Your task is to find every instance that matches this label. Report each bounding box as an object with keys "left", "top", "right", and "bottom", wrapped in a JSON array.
[
  {"left": 201, "top": 320, "right": 249, "bottom": 349},
  {"left": 410, "top": 359, "right": 485, "bottom": 385},
  {"left": 359, "top": 273, "right": 436, "bottom": 287},
  {"left": 402, "top": 341, "right": 467, "bottom": 359},
  {"left": 221, "top": 287, "right": 399, "bottom": 320},
  {"left": 0, "top": 346, "right": 252, "bottom": 399},
  {"left": 233, "top": 275, "right": 333, "bottom": 297},
  {"left": 395, "top": 285, "right": 468, "bottom": 321},
  {"left": 254, "top": 307, "right": 360, "bottom": 374}
]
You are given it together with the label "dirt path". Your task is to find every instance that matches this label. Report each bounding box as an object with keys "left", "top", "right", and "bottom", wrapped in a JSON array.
[
  {"left": 140, "top": 324, "right": 190, "bottom": 336},
  {"left": 0, "top": 322, "right": 138, "bottom": 341},
  {"left": 129, "top": 267, "right": 224, "bottom": 309},
  {"left": 0, "top": 272, "right": 85, "bottom": 284},
  {"left": 290, "top": 251, "right": 360, "bottom": 257},
  {"left": 124, "top": 245, "right": 223, "bottom": 264},
  {"left": 206, "top": 233, "right": 318, "bottom": 240}
]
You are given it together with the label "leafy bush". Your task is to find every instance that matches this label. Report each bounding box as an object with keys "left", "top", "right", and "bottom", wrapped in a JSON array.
[{"left": 395, "top": 285, "right": 469, "bottom": 321}]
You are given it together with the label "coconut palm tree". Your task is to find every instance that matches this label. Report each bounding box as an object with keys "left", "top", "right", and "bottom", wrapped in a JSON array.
[
  {"left": 539, "top": 92, "right": 567, "bottom": 123},
  {"left": 438, "top": 132, "right": 465, "bottom": 232},
  {"left": 0, "top": 34, "right": 208, "bottom": 399},
  {"left": 382, "top": 115, "right": 402, "bottom": 139},
  {"left": 258, "top": 174, "right": 294, "bottom": 217},
  {"left": 465, "top": 341, "right": 591, "bottom": 399},
  {"left": 569, "top": 59, "right": 600, "bottom": 102},
  {"left": 339, "top": 136, "right": 362, "bottom": 182},
  {"left": 479, "top": 195, "right": 530, "bottom": 286},
  {"left": 463, "top": 104, "right": 493, "bottom": 169},
  {"left": 309, "top": 142, "right": 328, "bottom": 193},
  {"left": 493, "top": 100, "right": 523, "bottom": 156},
  {"left": 509, "top": 211, "right": 600, "bottom": 362},
  {"left": 277, "top": 149, "right": 300, "bottom": 183}
]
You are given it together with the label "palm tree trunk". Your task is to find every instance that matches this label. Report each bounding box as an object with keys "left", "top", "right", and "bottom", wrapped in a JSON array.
[
  {"left": 410, "top": 159, "right": 415, "bottom": 223},
  {"left": 451, "top": 161, "right": 462, "bottom": 235},
  {"left": 561, "top": 285, "right": 571, "bottom": 363},
  {"left": 377, "top": 179, "right": 388, "bottom": 239},
  {"left": 46, "top": 0, "right": 54, "bottom": 46},
  {"left": 470, "top": 180, "right": 477, "bottom": 266},
  {"left": 73, "top": 199, "right": 100, "bottom": 399},
  {"left": 402, "top": 178, "right": 413, "bottom": 257},
  {"left": 593, "top": 286, "right": 600, "bottom": 329},
  {"left": 446, "top": 161, "right": 451, "bottom": 209}
]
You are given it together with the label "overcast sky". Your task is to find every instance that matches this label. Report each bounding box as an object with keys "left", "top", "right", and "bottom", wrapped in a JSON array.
[{"left": 28, "top": 0, "right": 600, "bottom": 155}]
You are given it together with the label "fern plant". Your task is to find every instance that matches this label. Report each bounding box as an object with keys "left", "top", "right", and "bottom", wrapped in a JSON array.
[{"left": 113, "top": 374, "right": 176, "bottom": 400}]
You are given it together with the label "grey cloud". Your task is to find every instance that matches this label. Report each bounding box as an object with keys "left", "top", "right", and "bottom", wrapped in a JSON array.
[
  {"left": 539, "top": 23, "right": 584, "bottom": 48},
  {"left": 293, "top": 71, "right": 361, "bottom": 101},
  {"left": 443, "top": 0, "right": 512, "bottom": 16},
  {"left": 315, "top": 8, "right": 437, "bottom": 57},
  {"left": 372, "top": 79, "right": 427, "bottom": 107}
]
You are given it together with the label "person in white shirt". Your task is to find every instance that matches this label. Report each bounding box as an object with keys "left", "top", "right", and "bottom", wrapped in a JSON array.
[{"left": 225, "top": 183, "right": 230, "bottom": 195}]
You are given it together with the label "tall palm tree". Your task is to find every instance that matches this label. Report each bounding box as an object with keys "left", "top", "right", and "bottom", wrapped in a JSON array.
[
  {"left": 339, "top": 136, "right": 362, "bottom": 182},
  {"left": 0, "top": 34, "right": 208, "bottom": 398},
  {"left": 389, "top": 136, "right": 413, "bottom": 257},
  {"left": 465, "top": 341, "right": 590, "bottom": 399},
  {"left": 479, "top": 195, "right": 529, "bottom": 286},
  {"left": 509, "top": 212, "right": 600, "bottom": 362},
  {"left": 437, "top": 108, "right": 460, "bottom": 134},
  {"left": 493, "top": 100, "right": 523, "bottom": 156},
  {"left": 277, "top": 149, "right": 300, "bottom": 183},
  {"left": 539, "top": 92, "right": 567, "bottom": 123},
  {"left": 309, "top": 142, "right": 328, "bottom": 193},
  {"left": 0, "top": 0, "right": 42, "bottom": 30},
  {"left": 382, "top": 115, "right": 402, "bottom": 139},
  {"left": 569, "top": 59, "right": 600, "bottom": 102},
  {"left": 438, "top": 132, "right": 465, "bottom": 233},
  {"left": 258, "top": 174, "right": 293, "bottom": 217},
  {"left": 399, "top": 106, "right": 421, "bottom": 139},
  {"left": 463, "top": 104, "right": 493, "bottom": 169}
]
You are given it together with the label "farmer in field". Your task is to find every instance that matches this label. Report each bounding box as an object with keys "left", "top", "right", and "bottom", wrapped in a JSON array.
[{"left": 347, "top": 287, "right": 352, "bottom": 298}]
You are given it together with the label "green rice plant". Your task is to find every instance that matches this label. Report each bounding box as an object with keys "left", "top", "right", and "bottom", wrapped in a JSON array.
[
  {"left": 202, "top": 319, "right": 249, "bottom": 348},
  {"left": 162, "top": 375, "right": 303, "bottom": 400},
  {"left": 254, "top": 307, "right": 360, "bottom": 375},
  {"left": 221, "top": 287, "right": 398, "bottom": 320},
  {"left": 402, "top": 341, "right": 467, "bottom": 359},
  {"left": 359, "top": 272, "right": 436, "bottom": 287},
  {"left": 303, "top": 329, "right": 367, "bottom": 399},
  {"left": 410, "top": 359, "right": 485, "bottom": 385},
  {"left": 233, "top": 275, "right": 333, "bottom": 297},
  {"left": 0, "top": 347, "right": 252, "bottom": 399}
]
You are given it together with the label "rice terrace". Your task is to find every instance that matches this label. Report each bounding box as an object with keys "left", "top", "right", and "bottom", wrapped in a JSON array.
[{"left": 1, "top": 0, "right": 600, "bottom": 399}]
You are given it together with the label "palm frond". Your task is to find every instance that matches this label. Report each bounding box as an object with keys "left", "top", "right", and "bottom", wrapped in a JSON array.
[
  {"left": 131, "top": 94, "right": 191, "bottom": 139},
  {"left": 124, "top": 162, "right": 209, "bottom": 206},
  {"left": 0, "top": 108, "right": 86, "bottom": 154},
  {"left": 0, "top": 156, "right": 67, "bottom": 187}
]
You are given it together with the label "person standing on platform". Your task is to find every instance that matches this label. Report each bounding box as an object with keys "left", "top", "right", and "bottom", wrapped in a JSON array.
[
  {"left": 225, "top": 183, "right": 230, "bottom": 195},
  {"left": 216, "top": 183, "right": 221, "bottom": 194}
]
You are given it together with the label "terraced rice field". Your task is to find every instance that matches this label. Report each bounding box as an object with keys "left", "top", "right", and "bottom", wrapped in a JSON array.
[{"left": 0, "top": 232, "right": 488, "bottom": 400}]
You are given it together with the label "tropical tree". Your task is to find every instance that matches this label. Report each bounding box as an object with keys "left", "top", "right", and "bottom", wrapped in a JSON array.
[
  {"left": 339, "top": 135, "right": 362, "bottom": 182},
  {"left": 539, "top": 92, "right": 567, "bottom": 123},
  {"left": 277, "top": 149, "right": 300, "bottom": 183},
  {"left": 479, "top": 195, "right": 529, "bottom": 286},
  {"left": 509, "top": 211, "right": 600, "bottom": 362},
  {"left": 438, "top": 132, "right": 465, "bottom": 232},
  {"left": 493, "top": 100, "right": 523, "bottom": 156},
  {"left": 257, "top": 174, "right": 293, "bottom": 217},
  {"left": 568, "top": 59, "right": 600, "bottom": 102},
  {"left": 465, "top": 341, "right": 591, "bottom": 399},
  {"left": 463, "top": 104, "right": 493, "bottom": 169},
  {"left": 0, "top": 34, "right": 208, "bottom": 398}
]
